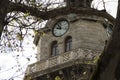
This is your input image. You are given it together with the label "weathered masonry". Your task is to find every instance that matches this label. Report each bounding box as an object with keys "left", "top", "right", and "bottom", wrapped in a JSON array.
[{"left": 24, "top": 0, "right": 113, "bottom": 80}]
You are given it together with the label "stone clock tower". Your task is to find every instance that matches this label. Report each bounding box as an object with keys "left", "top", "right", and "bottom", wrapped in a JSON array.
[{"left": 24, "top": 0, "right": 112, "bottom": 80}]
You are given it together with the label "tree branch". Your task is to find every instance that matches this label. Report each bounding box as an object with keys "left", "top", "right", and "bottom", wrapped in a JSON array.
[
  {"left": 9, "top": 2, "right": 115, "bottom": 24},
  {"left": 0, "top": 0, "right": 10, "bottom": 38},
  {"left": 0, "top": 1, "right": 115, "bottom": 39}
]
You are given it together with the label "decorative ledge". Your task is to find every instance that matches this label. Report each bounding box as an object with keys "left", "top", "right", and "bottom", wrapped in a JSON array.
[{"left": 25, "top": 48, "right": 101, "bottom": 77}]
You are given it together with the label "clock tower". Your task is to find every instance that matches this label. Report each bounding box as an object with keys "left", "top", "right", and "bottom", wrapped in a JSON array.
[{"left": 24, "top": 0, "right": 112, "bottom": 80}]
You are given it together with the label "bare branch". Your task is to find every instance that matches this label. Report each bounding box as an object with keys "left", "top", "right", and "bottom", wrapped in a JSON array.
[{"left": 9, "top": 2, "right": 115, "bottom": 23}]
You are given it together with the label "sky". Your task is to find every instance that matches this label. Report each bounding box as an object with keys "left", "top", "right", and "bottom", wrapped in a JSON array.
[
  {"left": 92, "top": 0, "right": 118, "bottom": 18},
  {"left": 0, "top": 0, "right": 118, "bottom": 80},
  {"left": 0, "top": 37, "right": 37, "bottom": 80}
]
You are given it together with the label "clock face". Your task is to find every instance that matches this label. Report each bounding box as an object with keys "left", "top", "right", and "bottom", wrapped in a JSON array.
[{"left": 52, "top": 20, "right": 69, "bottom": 37}]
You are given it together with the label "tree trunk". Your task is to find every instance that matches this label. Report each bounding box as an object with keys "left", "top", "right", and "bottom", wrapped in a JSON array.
[
  {"left": 0, "top": 0, "right": 9, "bottom": 38},
  {"left": 91, "top": 0, "right": 120, "bottom": 80}
]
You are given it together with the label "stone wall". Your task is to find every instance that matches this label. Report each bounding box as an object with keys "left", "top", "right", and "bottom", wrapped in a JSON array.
[{"left": 36, "top": 15, "right": 108, "bottom": 61}]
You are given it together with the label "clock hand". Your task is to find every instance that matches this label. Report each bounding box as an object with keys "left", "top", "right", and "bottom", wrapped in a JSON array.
[{"left": 57, "top": 24, "right": 61, "bottom": 29}]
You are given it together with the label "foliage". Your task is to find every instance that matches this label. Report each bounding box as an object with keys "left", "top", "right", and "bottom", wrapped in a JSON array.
[
  {"left": 0, "top": 0, "right": 64, "bottom": 53},
  {"left": 0, "top": 0, "right": 65, "bottom": 79},
  {"left": 55, "top": 76, "right": 61, "bottom": 80}
]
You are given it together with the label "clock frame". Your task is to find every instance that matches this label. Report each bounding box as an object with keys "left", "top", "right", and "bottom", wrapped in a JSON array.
[{"left": 52, "top": 19, "right": 69, "bottom": 37}]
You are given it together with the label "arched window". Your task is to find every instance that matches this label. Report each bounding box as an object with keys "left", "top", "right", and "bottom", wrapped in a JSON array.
[
  {"left": 51, "top": 41, "right": 58, "bottom": 56},
  {"left": 65, "top": 36, "right": 72, "bottom": 52}
]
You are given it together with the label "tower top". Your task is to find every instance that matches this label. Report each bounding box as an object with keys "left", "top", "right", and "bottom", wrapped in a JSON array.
[{"left": 64, "top": 0, "right": 93, "bottom": 8}]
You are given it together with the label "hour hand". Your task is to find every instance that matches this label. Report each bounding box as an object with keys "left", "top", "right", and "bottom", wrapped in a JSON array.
[{"left": 56, "top": 24, "right": 61, "bottom": 29}]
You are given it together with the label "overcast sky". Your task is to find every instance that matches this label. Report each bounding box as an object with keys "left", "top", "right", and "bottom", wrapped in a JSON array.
[
  {"left": 92, "top": 0, "right": 118, "bottom": 17},
  {"left": 0, "top": 0, "right": 118, "bottom": 80}
]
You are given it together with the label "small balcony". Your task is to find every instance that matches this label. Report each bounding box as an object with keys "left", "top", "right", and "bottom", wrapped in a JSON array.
[{"left": 25, "top": 48, "right": 101, "bottom": 78}]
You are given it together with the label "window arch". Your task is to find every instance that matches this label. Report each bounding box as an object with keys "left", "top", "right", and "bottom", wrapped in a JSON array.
[
  {"left": 65, "top": 36, "right": 72, "bottom": 52},
  {"left": 51, "top": 41, "right": 59, "bottom": 56}
]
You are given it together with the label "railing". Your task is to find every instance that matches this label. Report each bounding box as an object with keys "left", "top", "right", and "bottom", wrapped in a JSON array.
[{"left": 25, "top": 48, "right": 101, "bottom": 75}]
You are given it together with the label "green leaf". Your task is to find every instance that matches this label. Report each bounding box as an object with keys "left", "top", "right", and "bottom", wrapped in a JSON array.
[{"left": 55, "top": 76, "right": 61, "bottom": 80}]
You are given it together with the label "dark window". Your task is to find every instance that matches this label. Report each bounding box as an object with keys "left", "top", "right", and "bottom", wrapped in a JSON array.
[
  {"left": 65, "top": 36, "right": 72, "bottom": 52},
  {"left": 51, "top": 41, "right": 58, "bottom": 56}
]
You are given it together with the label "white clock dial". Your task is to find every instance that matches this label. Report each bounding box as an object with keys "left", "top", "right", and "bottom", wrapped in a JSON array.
[{"left": 52, "top": 20, "right": 69, "bottom": 37}]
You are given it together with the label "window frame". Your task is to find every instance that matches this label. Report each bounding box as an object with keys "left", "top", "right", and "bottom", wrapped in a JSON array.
[
  {"left": 65, "top": 36, "right": 72, "bottom": 52},
  {"left": 51, "top": 41, "right": 59, "bottom": 56}
]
